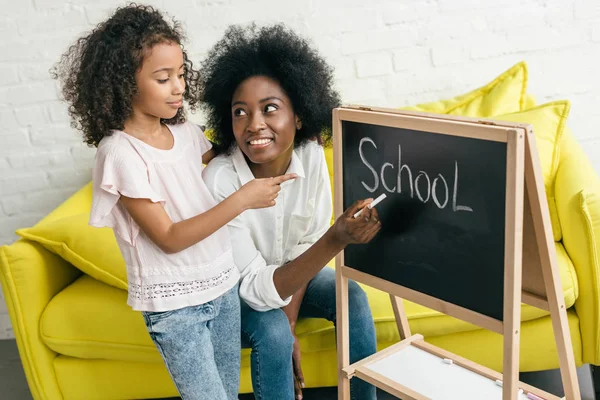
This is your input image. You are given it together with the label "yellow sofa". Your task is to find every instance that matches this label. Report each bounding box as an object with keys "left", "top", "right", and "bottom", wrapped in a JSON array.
[{"left": 2, "top": 62, "right": 600, "bottom": 399}]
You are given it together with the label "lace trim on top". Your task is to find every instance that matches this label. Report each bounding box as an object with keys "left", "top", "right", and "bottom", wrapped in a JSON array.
[{"left": 129, "top": 267, "right": 234, "bottom": 301}]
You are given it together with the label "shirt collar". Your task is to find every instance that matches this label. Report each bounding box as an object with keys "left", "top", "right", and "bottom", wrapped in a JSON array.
[{"left": 232, "top": 146, "right": 306, "bottom": 186}]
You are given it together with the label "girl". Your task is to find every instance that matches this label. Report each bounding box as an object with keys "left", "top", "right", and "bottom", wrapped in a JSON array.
[
  {"left": 202, "top": 24, "right": 380, "bottom": 400},
  {"left": 52, "top": 6, "right": 294, "bottom": 399}
]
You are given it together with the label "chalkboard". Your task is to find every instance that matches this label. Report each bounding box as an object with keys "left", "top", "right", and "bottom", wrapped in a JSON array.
[{"left": 342, "top": 121, "right": 508, "bottom": 321}]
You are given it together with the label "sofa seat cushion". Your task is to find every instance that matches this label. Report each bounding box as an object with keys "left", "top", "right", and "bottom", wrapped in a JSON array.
[
  {"left": 40, "top": 274, "right": 158, "bottom": 363},
  {"left": 41, "top": 250, "right": 578, "bottom": 362}
]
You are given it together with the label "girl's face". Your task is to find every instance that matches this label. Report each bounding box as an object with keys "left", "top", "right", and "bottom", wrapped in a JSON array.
[
  {"left": 132, "top": 41, "right": 185, "bottom": 120},
  {"left": 231, "top": 75, "right": 301, "bottom": 167}
]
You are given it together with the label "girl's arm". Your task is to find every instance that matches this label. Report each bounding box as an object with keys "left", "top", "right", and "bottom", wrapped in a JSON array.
[{"left": 121, "top": 173, "right": 296, "bottom": 254}]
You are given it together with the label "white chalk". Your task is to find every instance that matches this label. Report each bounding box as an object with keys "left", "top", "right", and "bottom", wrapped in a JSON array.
[
  {"left": 353, "top": 193, "right": 387, "bottom": 219},
  {"left": 495, "top": 379, "right": 503, "bottom": 387},
  {"left": 442, "top": 358, "right": 453, "bottom": 365}
]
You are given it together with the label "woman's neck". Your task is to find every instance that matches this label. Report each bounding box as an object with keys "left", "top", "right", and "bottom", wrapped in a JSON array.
[{"left": 247, "top": 146, "right": 294, "bottom": 179}]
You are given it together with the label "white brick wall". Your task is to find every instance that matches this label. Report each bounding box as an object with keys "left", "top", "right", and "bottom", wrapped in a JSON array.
[{"left": 0, "top": 0, "right": 598, "bottom": 339}]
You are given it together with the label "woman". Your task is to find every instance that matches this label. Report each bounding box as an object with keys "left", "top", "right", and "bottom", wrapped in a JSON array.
[{"left": 202, "top": 24, "right": 381, "bottom": 400}]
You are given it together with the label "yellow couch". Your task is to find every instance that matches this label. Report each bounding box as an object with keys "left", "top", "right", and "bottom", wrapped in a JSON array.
[{"left": 2, "top": 62, "right": 600, "bottom": 399}]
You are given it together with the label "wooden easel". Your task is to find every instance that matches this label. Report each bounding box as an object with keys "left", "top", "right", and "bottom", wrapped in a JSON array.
[{"left": 333, "top": 105, "right": 580, "bottom": 400}]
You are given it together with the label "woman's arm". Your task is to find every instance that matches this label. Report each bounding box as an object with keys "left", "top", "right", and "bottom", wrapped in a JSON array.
[
  {"left": 281, "top": 284, "right": 308, "bottom": 328},
  {"left": 282, "top": 283, "right": 309, "bottom": 395},
  {"left": 272, "top": 200, "right": 380, "bottom": 299},
  {"left": 202, "top": 148, "right": 216, "bottom": 165}
]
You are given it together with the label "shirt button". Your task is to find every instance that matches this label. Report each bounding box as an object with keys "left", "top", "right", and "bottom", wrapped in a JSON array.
[
  {"left": 277, "top": 238, "right": 282, "bottom": 242},
  {"left": 277, "top": 215, "right": 282, "bottom": 219}
]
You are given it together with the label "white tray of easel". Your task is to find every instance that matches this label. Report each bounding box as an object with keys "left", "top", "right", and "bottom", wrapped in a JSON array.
[{"left": 333, "top": 105, "right": 580, "bottom": 400}]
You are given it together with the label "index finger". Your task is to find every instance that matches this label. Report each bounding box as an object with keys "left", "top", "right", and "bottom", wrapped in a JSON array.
[
  {"left": 344, "top": 198, "right": 373, "bottom": 217},
  {"left": 272, "top": 173, "right": 298, "bottom": 185}
]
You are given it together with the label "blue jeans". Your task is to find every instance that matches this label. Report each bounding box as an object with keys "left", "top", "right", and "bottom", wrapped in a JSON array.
[
  {"left": 241, "top": 267, "right": 377, "bottom": 400},
  {"left": 142, "top": 284, "right": 241, "bottom": 400}
]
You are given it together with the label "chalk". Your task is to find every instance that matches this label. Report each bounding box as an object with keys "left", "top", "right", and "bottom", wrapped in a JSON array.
[
  {"left": 495, "top": 379, "right": 503, "bottom": 387},
  {"left": 442, "top": 358, "right": 453, "bottom": 365},
  {"left": 353, "top": 193, "right": 387, "bottom": 219},
  {"left": 526, "top": 393, "right": 546, "bottom": 400}
]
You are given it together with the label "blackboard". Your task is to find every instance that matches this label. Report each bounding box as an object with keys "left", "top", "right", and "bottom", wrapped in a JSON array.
[{"left": 342, "top": 121, "right": 508, "bottom": 321}]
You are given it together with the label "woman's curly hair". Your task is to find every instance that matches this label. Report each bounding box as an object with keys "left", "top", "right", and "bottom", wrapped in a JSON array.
[
  {"left": 51, "top": 3, "right": 201, "bottom": 147},
  {"left": 201, "top": 24, "right": 341, "bottom": 154}
]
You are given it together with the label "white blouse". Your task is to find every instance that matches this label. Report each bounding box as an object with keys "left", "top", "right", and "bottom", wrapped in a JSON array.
[
  {"left": 89, "top": 122, "right": 239, "bottom": 312},
  {"left": 203, "top": 140, "right": 333, "bottom": 311}
]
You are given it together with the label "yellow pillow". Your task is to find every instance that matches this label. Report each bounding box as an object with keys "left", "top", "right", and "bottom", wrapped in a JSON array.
[
  {"left": 17, "top": 213, "right": 127, "bottom": 290},
  {"left": 325, "top": 61, "right": 531, "bottom": 223},
  {"left": 40, "top": 182, "right": 92, "bottom": 223},
  {"left": 403, "top": 61, "right": 529, "bottom": 116},
  {"left": 493, "top": 101, "right": 570, "bottom": 241}
]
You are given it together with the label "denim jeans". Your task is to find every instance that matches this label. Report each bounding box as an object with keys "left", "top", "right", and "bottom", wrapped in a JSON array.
[
  {"left": 241, "top": 267, "right": 377, "bottom": 400},
  {"left": 142, "top": 284, "right": 240, "bottom": 400}
]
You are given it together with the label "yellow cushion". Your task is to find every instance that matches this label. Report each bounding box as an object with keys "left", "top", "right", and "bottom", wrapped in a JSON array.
[
  {"left": 40, "top": 182, "right": 92, "bottom": 223},
  {"left": 403, "top": 61, "right": 529, "bottom": 116},
  {"left": 493, "top": 101, "right": 571, "bottom": 241},
  {"left": 17, "top": 213, "right": 127, "bottom": 290},
  {"left": 40, "top": 275, "right": 155, "bottom": 362}
]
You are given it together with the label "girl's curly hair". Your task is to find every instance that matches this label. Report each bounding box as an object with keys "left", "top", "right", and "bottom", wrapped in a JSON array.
[
  {"left": 201, "top": 24, "right": 341, "bottom": 154},
  {"left": 51, "top": 3, "right": 201, "bottom": 147}
]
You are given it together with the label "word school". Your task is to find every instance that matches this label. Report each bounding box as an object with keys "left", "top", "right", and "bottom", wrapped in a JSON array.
[{"left": 358, "top": 137, "right": 473, "bottom": 212}]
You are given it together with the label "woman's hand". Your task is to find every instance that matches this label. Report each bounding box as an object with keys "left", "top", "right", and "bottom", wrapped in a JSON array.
[
  {"left": 292, "top": 333, "right": 305, "bottom": 400},
  {"left": 331, "top": 199, "right": 381, "bottom": 247}
]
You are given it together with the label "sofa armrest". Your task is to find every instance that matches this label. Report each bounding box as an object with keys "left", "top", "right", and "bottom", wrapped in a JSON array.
[
  {"left": 554, "top": 128, "right": 600, "bottom": 365},
  {"left": 0, "top": 240, "right": 81, "bottom": 400}
]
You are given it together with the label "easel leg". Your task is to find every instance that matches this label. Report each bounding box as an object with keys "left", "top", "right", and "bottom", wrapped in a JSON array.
[
  {"left": 504, "top": 130, "right": 525, "bottom": 400},
  {"left": 336, "top": 266, "right": 350, "bottom": 400},
  {"left": 390, "top": 295, "right": 411, "bottom": 340},
  {"left": 524, "top": 132, "right": 581, "bottom": 400},
  {"left": 503, "top": 318, "right": 521, "bottom": 400},
  {"left": 547, "top": 297, "right": 581, "bottom": 399}
]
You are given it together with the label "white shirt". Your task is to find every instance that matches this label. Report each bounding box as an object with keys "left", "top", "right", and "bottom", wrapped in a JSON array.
[
  {"left": 203, "top": 140, "right": 333, "bottom": 311},
  {"left": 89, "top": 122, "right": 239, "bottom": 312}
]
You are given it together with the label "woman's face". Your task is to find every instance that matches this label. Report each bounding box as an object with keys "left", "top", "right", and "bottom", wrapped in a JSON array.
[{"left": 231, "top": 75, "right": 301, "bottom": 167}]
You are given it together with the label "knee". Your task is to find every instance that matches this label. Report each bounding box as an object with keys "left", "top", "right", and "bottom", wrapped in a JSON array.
[
  {"left": 250, "top": 311, "right": 294, "bottom": 352},
  {"left": 348, "top": 280, "right": 370, "bottom": 310},
  {"left": 348, "top": 281, "right": 373, "bottom": 319}
]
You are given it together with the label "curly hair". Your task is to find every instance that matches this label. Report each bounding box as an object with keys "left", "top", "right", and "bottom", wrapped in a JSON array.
[
  {"left": 51, "top": 3, "right": 201, "bottom": 147},
  {"left": 201, "top": 24, "right": 341, "bottom": 154}
]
